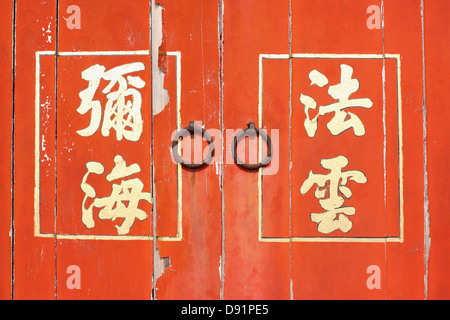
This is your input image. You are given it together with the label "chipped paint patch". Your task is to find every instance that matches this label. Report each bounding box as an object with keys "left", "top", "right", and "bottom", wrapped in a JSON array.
[{"left": 151, "top": 3, "right": 169, "bottom": 116}]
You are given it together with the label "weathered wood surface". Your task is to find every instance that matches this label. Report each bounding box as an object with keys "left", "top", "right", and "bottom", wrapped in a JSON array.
[{"left": 1, "top": 0, "right": 449, "bottom": 299}]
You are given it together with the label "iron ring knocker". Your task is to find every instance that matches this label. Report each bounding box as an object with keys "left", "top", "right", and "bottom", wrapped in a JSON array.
[
  {"left": 232, "top": 122, "right": 272, "bottom": 170},
  {"left": 171, "top": 121, "right": 215, "bottom": 169}
]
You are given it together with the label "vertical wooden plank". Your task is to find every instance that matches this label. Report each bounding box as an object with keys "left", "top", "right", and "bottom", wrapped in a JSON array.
[
  {"left": 55, "top": 0, "right": 153, "bottom": 299},
  {"left": 290, "top": 0, "right": 392, "bottom": 299},
  {"left": 424, "top": 0, "right": 450, "bottom": 300},
  {"left": 383, "top": 0, "right": 425, "bottom": 299},
  {"left": 0, "top": 0, "right": 14, "bottom": 300},
  {"left": 153, "top": 0, "right": 222, "bottom": 300},
  {"left": 14, "top": 0, "right": 57, "bottom": 299},
  {"left": 223, "top": 0, "right": 291, "bottom": 299}
]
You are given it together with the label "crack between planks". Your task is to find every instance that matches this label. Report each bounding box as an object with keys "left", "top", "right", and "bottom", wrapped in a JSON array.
[
  {"left": 288, "top": 0, "right": 293, "bottom": 301},
  {"left": 150, "top": 1, "right": 170, "bottom": 300},
  {"left": 150, "top": 0, "right": 157, "bottom": 300},
  {"left": 11, "top": 0, "right": 17, "bottom": 301},
  {"left": 218, "top": 0, "right": 225, "bottom": 301},
  {"left": 54, "top": 0, "right": 60, "bottom": 301},
  {"left": 420, "top": 0, "right": 430, "bottom": 301},
  {"left": 381, "top": 0, "right": 388, "bottom": 301}
]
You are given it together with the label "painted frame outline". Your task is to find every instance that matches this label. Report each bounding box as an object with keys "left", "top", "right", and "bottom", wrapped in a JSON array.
[
  {"left": 258, "top": 53, "right": 404, "bottom": 243},
  {"left": 34, "top": 50, "right": 183, "bottom": 241}
]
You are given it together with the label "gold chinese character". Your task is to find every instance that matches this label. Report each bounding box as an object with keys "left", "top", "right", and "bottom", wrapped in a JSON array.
[
  {"left": 300, "top": 155, "right": 367, "bottom": 234},
  {"left": 76, "top": 62, "right": 146, "bottom": 142},
  {"left": 300, "top": 64, "right": 373, "bottom": 137},
  {"left": 80, "top": 155, "right": 152, "bottom": 235}
]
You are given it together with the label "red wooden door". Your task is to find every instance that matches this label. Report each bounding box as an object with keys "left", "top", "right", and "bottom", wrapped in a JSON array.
[{"left": 2, "top": 0, "right": 450, "bottom": 300}]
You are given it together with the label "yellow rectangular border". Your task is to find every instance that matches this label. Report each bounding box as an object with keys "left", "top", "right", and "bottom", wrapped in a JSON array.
[
  {"left": 34, "top": 50, "right": 182, "bottom": 241},
  {"left": 258, "top": 53, "right": 403, "bottom": 243}
]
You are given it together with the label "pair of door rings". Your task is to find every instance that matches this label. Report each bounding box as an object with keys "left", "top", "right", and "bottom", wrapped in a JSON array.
[{"left": 171, "top": 121, "right": 273, "bottom": 170}]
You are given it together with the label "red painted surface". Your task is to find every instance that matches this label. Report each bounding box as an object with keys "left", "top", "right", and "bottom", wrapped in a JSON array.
[
  {"left": 14, "top": 0, "right": 57, "bottom": 299},
  {"left": 425, "top": 0, "right": 450, "bottom": 300},
  {"left": 1, "top": 0, "right": 449, "bottom": 300},
  {"left": 223, "top": 0, "right": 291, "bottom": 299},
  {"left": 55, "top": 0, "right": 153, "bottom": 299},
  {"left": 383, "top": 0, "right": 425, "bottom": 299},
  {"left": 289, "top": 0, "right": 425, "bottom": 300},
  {"left": 154, "top": 0, "right": 222, "bottom": 300},
  {"left": 290, "top": 0, "right": 388, "bottom": 300}
]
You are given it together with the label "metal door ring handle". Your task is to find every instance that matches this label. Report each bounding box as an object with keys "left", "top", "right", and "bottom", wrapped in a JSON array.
[
  {"left": 171, "top": 121, "right": 215, "bottom": 169},
  {"left": 231, "top": 122, "right": 272, "bottom": 170}
]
